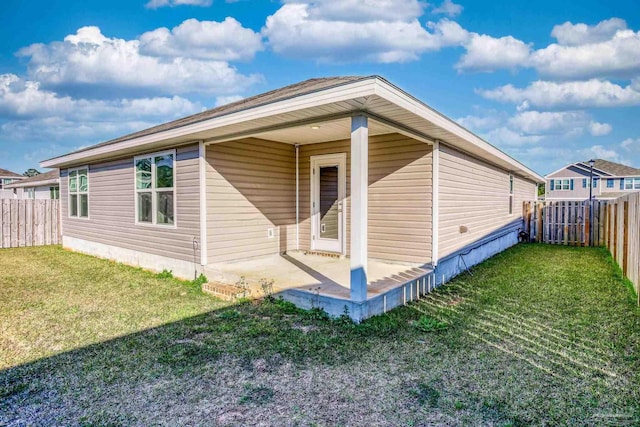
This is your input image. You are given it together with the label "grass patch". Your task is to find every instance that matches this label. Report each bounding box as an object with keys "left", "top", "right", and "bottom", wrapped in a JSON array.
[{"left": 1, "top": 244, "right": 639, "bottom": 426}]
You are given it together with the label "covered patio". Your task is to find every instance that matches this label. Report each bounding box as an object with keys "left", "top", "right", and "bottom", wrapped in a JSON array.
[{"left": 204, "top": 251, "right": 433, "bottom": 301}]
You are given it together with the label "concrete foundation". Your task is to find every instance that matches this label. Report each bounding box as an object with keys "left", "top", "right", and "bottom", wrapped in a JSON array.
[{"left": 63, "top": 236, "right": 202, "bottom": 280}]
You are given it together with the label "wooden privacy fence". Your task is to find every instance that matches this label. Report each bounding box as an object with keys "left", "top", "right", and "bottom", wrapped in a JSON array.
[
  {"left": 523, "top": 200, "right": 608, "bottom": 246},
  {"left": 523, "top": 197, "right": 640, "bottom": 304},
  {"left": 0, "top": 199, "right": 61, "bottom": 248}
]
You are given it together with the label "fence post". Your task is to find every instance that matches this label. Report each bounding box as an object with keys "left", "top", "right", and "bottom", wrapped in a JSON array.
[
  {"left": 623, "top": 200, "right": 629, "bottom": 276},
  {"left": 537, "top": 202, "right": 543, "bottom": 243}
]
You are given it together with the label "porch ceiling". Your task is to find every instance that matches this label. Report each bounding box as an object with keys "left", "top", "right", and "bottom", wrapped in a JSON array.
[{"left": 249, "top": 116, "right": 396, "bottom": 145}]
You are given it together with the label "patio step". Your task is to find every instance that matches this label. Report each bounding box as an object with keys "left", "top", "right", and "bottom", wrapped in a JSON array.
[
  {"left": 202, "top": 282, "right": 249, "bottom": 301},
  {"left": 302, "top": 250, "right": 343, "bottom": 259}
]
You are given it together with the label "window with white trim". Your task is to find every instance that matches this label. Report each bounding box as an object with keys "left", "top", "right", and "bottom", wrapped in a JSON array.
[
  {"left": 26, "top": 188, "right": 35, "bottom": 199},
  {"left": 69, "top": 167, "right": 89, "bottom": 218},
  {"left": 607, "top": 178, "right": 614, "bottom": 188},
  {"left": 628, "top": 177, "right": 640, "bottom": 190},
  {"left": 50, "top": 186, "right": 60, "bottom": 199},
  {"left": 554, "top": 180, "right": 563, "bottom": 190},
  {"left": 135, "top": 150, "right": 175, "bottom": 226}
]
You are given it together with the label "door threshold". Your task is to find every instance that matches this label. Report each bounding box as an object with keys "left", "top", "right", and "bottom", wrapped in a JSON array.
[{"left": 302, "top": 250, "right": 345, "bottom": 259}]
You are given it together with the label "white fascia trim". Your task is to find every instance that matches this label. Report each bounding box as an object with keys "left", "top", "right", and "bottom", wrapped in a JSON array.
[
  {"left": 41, "top": 79, "right": 378, "bottom": 168},
  {"left": 199, "top": 141, "right": 208, "bottom": 266},
  {"left": 372, "top": 79, "right": 544, "bottom": 183}
]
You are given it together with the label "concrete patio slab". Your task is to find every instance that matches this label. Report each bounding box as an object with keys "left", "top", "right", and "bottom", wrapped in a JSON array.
[{"left": 204, "top": 251, "right": 431, "bottom": 300}]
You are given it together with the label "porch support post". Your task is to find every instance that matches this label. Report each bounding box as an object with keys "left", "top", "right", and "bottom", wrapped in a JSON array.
[{"left": 350, "top": 114, "right": 368, "bottom": 302}]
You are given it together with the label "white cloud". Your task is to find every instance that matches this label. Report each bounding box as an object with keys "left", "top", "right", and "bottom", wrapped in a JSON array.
[
  {"left": 478, "top": 79, "right": 640, "bottom": 108},
  {"left": 531, "top": 27, "right": 640, "bottom": 79},
  {"left": 145, "top": 0, "right": 212, "bottom": 9},
  {"left": 551, "top": 18, "right": 627, "bottom": 46},
  {"left": 139, "top": 18, "right": 263, "bottom": 61},
  {"left": 456, "top": 34, "right": 532, "bottom": 72},
  {"left": 18, "top": 25, "right": 262, "bottom": 96},
  {"left": 621, "top": 138, "right": 640, "bottom": 154},
  {"left": 484, "top": 127, "right": 544, "bottom": 146},
  {"left": 0, "top": 73, "right": 204, "bottom": 141},
  {"left": 507, "top": 111, "right": 611, "bottom": 137},
  {"left": 457, "top": 111, "right": 506, "bottom": 131},
  {"left": 588, "top": 121, "right": 612, "bottom": 136},
  {"left": 580, "top": 145, "right": 623, "bottom": 163},
  {"left": 263, "top": 2, "right": 466, "bottom": 63},
  {"left": 432, "top": 0, "right": 463, "bottom": 17},
  {"left": 214, "top": 95, "right": 244, "bottom": 107},
  {"left": 288, "top": 0, "right": 428, "bottom": 23}
]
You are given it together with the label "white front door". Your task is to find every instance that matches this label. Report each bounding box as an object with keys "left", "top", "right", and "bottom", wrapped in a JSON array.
[{"left": 311, "top": 153, "right": 346, "bottom": 254}]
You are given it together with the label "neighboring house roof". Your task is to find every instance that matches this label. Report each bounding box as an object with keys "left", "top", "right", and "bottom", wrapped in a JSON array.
[
  {"left": 588, "top": 159, "right": 640, "bottom": 177},
  {"left": 547, "top": 159, "right": 640, "bottom": 178},
  {"left": 5, "top": 169, "right": 59, "bottom": 188},
  {"left": 0, "top": 168, "right": 24, "bottom": 178},
  {"left": 41, "top": 75, "right": 544, "bottom": 182}
]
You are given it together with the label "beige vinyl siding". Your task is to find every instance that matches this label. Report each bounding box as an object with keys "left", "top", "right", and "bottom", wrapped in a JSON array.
[
  {"left": 300, "top": 133, "right": 432, "bottom": 264},
  {"left": 60, "top": 144, "right": 201, "bottom": 262},
  {"left": 438, "top": 144, "right": 535, "bottom": 258},
  {"left": 206, "top": 138, "right": 296, "bottom": 263}
]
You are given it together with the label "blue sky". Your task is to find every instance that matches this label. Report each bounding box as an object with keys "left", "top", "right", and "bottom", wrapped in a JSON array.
[{"left": 1, "top": 0, "right": 639, "bottom": 176}]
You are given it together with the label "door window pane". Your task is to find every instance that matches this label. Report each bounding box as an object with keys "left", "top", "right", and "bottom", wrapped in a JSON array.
[
  {"left": 319, "top": 166, "right": 339, "bottom": 239},
  {"left": 155, "top": 154, "right": 174, "bottom": 188},
  {"left": 157, "top": 191, "right": 174, "bottom": 225},
  {"left": 136, "top": 158, "right": 152, "bottom": 189},
  {"left": 137, "top": 192, "right": 152, "bottom": 222}
]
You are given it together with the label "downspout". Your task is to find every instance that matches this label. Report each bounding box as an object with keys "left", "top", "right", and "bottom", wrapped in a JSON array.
[
  {"left": 432, "top": 140, "right": 440, "bottom": 268},
  {"left": 295, "top": 144, "right": 300, "bottom": 251}
]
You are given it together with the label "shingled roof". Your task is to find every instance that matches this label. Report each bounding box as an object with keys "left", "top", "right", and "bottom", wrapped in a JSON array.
[
  {"left": 0, "top": 168, "right": 24, "bottom": 178},
  {"left": 577, "top": 159, "right": 640, "bottom": 177},
  {"left": 65, "top": 76, "right": 368, "bottom": 157},
  {"left": 5, "top": 169, "right": 59, "bottom": 188}
]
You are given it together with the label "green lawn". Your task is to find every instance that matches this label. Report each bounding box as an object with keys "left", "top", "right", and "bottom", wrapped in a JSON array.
[{"left": 1, "top": 244, "right": 639, "bottom": 426}]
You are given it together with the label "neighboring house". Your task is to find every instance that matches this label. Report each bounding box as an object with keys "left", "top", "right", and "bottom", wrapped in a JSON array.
[
  {"left": 41, "top": 76, "right": 543, "bottom": 320},
  {"left": 0, "top": 168, "right": 25, "bottom": 199},
  {"left": 5, "top": 169, "right": 60, "bottom": 200},
  {"left": 546, "top": 159, "right": 640, "bottom": 200}
]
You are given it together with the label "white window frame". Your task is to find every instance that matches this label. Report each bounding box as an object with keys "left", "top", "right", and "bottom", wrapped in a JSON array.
[
  {"left": 68, "top": 166, "right": 89, "bottom": 219},
  {"left": 562, "top": 179, "right": 570, "bottom": 190},
  {"left": 624, "top": 178, "right": 634, "bottom": 190},
  {"left": 554, "top": 180, "right": 563, "bottom": 190},
  {"left": 607, "top": 179, "right": 614, "bottom": 188},
  {"left": 26, "top": 187, "right": 35, "bottom": 199},
  {"left": 134, "top": 149, "right": 177, "bottom": 228}
]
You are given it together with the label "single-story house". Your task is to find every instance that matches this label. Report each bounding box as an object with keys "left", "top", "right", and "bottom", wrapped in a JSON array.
[
  {"left": 0, "top": 168, "right": 25, "bottom": 199},
  {"left": 41, "top": 76, "right": 543, "bottom": 321},
  {"left": 5, "top": 169, "right": 60, "bottom": 200},
  {"left": 546, "top": 159, "right": 640, "bottom": 201}
]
